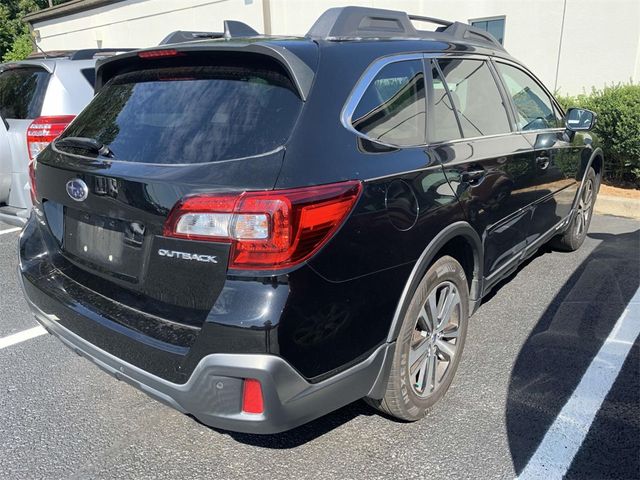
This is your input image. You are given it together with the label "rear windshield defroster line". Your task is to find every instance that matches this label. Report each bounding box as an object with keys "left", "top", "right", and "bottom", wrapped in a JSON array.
[{"left": 58, "top": 64, "right": 303, "bottom": 165}]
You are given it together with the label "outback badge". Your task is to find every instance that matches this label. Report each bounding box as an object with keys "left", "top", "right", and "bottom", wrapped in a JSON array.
[{"left": 158, "top": 249, "right": 218, "bottom": 264}]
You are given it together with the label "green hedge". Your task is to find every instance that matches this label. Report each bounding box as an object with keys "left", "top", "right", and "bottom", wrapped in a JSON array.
[
  {"left": 2, "top": 31, "right": 33, "bottom": 62},
  {"left": 555, "top": 84, "right": 640, "bottom": 187}
]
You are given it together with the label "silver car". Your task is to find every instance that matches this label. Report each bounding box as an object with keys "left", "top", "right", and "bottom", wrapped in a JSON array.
[{"left": 0, "top": 49, "right": 129, "bottom": 225}]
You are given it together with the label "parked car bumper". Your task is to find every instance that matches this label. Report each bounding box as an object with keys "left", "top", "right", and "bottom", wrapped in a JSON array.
[{"left": 18, "top": 251, "right": 394, "bottom": 435}]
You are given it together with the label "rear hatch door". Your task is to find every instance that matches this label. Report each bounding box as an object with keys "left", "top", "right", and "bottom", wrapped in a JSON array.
[{"left": 34, "top": 50, "right": 305, "bottom": 337}]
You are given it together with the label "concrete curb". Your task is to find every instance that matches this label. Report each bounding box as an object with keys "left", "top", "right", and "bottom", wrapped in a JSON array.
[{"left": 595, "top": 195, "right": 640, "bottom": 220}]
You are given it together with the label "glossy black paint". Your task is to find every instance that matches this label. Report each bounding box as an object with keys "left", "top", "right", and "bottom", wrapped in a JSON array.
[{"left": 22, "top": 35, "right": 599, "bottom": 387}]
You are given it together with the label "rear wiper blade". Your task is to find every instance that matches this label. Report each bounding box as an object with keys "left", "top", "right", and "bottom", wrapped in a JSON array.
[{"left": 55, "top": 137, "right": 115, "bottom": 158}]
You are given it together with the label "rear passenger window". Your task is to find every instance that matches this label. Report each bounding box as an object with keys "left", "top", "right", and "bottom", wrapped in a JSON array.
[
  {"left": 0, "top": 67, "right": 50, "bottom": 120},
  {"left": 495, "top": 62, "right": 563, "bottom": 131},
  {"left": 352, "top": 60, "right": 425, "bottom": 146},
  {"left": 430, "top": 62, "right": 462, "bottom": 142},
  {"left": 436, "top": 59, "right": 511, "bottom": 137}
]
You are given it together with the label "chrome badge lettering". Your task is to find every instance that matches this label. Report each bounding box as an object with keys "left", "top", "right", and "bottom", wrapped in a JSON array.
[{"left": 158, "top": 249, "right": 218, "bottom": 264}]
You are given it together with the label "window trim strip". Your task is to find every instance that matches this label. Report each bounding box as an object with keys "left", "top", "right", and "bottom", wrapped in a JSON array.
[
  {"left": 491, "top": 57, "right": 567, "bottom": 121},
  {"left": 340, "top": 52, "right": 538, "bottom": 149},
  {"left": 340, "top": 52, "right": 427, "bottom": 149},
  {"left": 431, "top": 58, "right": 465, "bottom": 141}
]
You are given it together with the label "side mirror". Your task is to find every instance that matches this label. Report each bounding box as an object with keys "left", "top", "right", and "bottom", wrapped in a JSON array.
[{"left": 565, "top": 108, "right": 596, "bottom": 131}]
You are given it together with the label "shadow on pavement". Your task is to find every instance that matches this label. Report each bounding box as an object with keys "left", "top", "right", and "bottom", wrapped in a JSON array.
[
  {"left": 204, "top": 225, "right": 639, "bottom": 460},
  {"left": 209, "top": 400, "right": 378, "bottom": 449},
  {"left": 506, "top": 229, "right": 640, "bottom": 478}
]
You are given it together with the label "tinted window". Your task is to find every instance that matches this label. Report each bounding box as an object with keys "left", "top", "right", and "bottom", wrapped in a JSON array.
[
  {"left": 80, "top": 68, "right": 96, "bottom": 88},
  {"left": 471, "top": 18, "right": 505, "bottom": 44},
  {"left": 60, "top": 63, "right": 302, "bottom": 164},
  {"left": 431, "top": 62, "right": 462, "bottom": 142},
  {"left": 496, "top": 62, "right": 562, "bottom": 130},
  {"left": 0, "top": 67, "right": 50, "bottom": 120},
  {"left": 352, "top": 60, "right": 425, "bottom": 146},
  {"left": 436, "top": 59, "right": 511, "bottom": 137}
]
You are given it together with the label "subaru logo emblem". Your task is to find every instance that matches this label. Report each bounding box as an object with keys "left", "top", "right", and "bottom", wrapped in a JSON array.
[{"left": 66, "top": 178, "right": 89, "bottom": 202}]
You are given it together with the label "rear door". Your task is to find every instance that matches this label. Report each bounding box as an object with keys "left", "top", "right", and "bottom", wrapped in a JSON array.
[
  {"left": 493, "top": 61, "right": 581, "bottom": 243},
  {"left": 0, "top": 65, "right": 50, "bottom": 208},
  {"left": 428, "top": 57, "right": 546, "bottom": 281}
]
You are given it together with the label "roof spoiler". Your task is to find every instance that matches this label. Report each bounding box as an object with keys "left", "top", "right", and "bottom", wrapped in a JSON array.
[
  {"left": 306, "top": 6, "right": 504, "bottom": 51},
  {"left": 94, "top": 42, "right": 314, "bottom": 101},
  {"left": 160, "top": 20, "right": 260, "bottom": 45}
]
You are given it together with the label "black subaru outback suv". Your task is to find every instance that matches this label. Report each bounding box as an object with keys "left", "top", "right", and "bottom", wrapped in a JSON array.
[{"left": 19, "top": 7, "right": 601, "bottom": 434}]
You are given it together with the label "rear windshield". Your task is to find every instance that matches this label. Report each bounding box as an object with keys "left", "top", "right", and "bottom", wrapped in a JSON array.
[
  {"left": 0, "top": 66, "right": 50, "bottom": 120},
  {"left": 59, "top": 63, "right": 302, "bottom": 164}
]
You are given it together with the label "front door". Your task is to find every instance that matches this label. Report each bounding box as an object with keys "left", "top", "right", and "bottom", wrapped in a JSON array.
[{"left": 493, "top": 61, "right": 581, "bottom": 244}]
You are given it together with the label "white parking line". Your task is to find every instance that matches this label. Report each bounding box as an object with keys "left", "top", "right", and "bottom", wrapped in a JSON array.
[
  {"left": 0, "top": 326, "right": 47, "bottom": 350},
  {"left": 0, "top": 227, "right": 21, "bottom": 235},
  {"left": 518, "top": 286, "right": 640, "bottom": 479}
]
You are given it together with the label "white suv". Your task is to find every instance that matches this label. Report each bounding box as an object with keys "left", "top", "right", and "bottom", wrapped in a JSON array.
[{"left": 0, "top": 49, "right": 130, "bottom": 225}]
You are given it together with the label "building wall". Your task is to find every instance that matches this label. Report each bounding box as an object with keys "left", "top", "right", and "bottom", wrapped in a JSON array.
[
  {"left": 555, "top": 0, "right": 640, "bottom": 94},
  {"left": 423, "top": 0, "right": 640, "bottom": 94},
  {"left": 31, "top": 0, "right": 265, "bottom": 50},
  {"left": 30, "top": 0, "right": 640, "bottom": 95}
]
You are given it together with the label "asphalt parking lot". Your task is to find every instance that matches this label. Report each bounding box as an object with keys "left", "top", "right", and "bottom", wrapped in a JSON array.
[{"left": 0, "top": 214, "right": 638, "bottom": 479}]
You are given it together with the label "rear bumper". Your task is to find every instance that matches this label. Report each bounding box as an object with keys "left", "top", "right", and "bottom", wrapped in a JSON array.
[{"left": 19, "top": 268, "right": 393, "bottom": 434}]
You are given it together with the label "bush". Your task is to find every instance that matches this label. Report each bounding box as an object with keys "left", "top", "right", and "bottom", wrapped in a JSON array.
[
  {"left": 2, "top": 30, "right": 34, "bottom": 62},
  {"left": 556, "top": 84, "right": 640, "bottom": 188}
]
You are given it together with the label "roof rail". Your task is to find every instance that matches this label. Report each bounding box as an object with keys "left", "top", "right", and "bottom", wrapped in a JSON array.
[
  {"left": 26, "top": 48, "right": 135, "bottom": 60},
  {"left": 27, "top": 50, "right": 71, "bottom": 59},
  {"left": 159, "top": 31, "right": 224, "bottom": 45},
  {"left": 160, "top": 20, "right": 260, "bottom": 45},
  {"left": 68, "top": 48, "right": 135, "bottom": 60},
  {"left": 306, "top": 7, "right": 504, "bottom": 51},
  {"left": 407, "top": 15, "right": 453, "bottom": 28}
]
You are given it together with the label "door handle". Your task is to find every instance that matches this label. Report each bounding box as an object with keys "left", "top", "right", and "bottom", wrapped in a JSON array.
[
  {"left": 536, "top": 155, "right": 550, "bottom": 170},
  {"left": 461, "top": 168, "right": 486, "bottom": 184}
]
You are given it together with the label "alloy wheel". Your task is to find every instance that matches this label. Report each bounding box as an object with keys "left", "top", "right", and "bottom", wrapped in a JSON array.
[
  {"left": 408, "top": 281, "right": 461, "bottom": 397},
  {"left": 575, "top": 178, "right": 594, "bottom": 237}
]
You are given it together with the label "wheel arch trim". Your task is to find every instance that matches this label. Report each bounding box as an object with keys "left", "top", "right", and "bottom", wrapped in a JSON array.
[
  {"left": 386, "top": 221, "right": 483, "bottom": 342},
  {"left": 572, "top": 147, "right": 604, "bottom": 213}
]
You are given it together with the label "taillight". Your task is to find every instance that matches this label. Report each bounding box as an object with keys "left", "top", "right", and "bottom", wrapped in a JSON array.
[
  {"left": 163, "top": 181, "right": 362, "bottom": 270},
  {"left": 242, "top": 379, "right": 264, "bottom": 414},
  {"left": 26, "top": 115, "right": 75, "bottom": 160},
  {"left": 26, "top": 115, "right": 75, "bottom": 204}
]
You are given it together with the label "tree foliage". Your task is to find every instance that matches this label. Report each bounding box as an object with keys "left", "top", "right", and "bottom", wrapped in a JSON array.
[
  {"left": 0, "top": 0, "right": 72, "bottom": 61},
  {"left": 3, "top": 31, "right": 33, "bottom": 61}
]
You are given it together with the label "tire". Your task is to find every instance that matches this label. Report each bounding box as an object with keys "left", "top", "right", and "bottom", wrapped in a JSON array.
[
  {"left": 366, "top": 255, "right": 469, "bottom": 421},
  {"left": 551, "top": 167, "right": 597, "bottom": 252}
]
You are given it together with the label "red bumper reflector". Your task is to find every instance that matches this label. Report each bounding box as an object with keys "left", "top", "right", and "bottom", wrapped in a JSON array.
[{"left": 242, "top": 379, "right": 264, "bottom": 414}]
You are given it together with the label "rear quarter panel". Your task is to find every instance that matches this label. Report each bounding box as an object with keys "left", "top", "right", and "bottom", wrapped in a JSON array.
[
  {"left": 5, "top": 119, "right": 32, "bottom": 208},
  {"left": 42, "top": 62, "right": 95, "bottom": 115}
]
